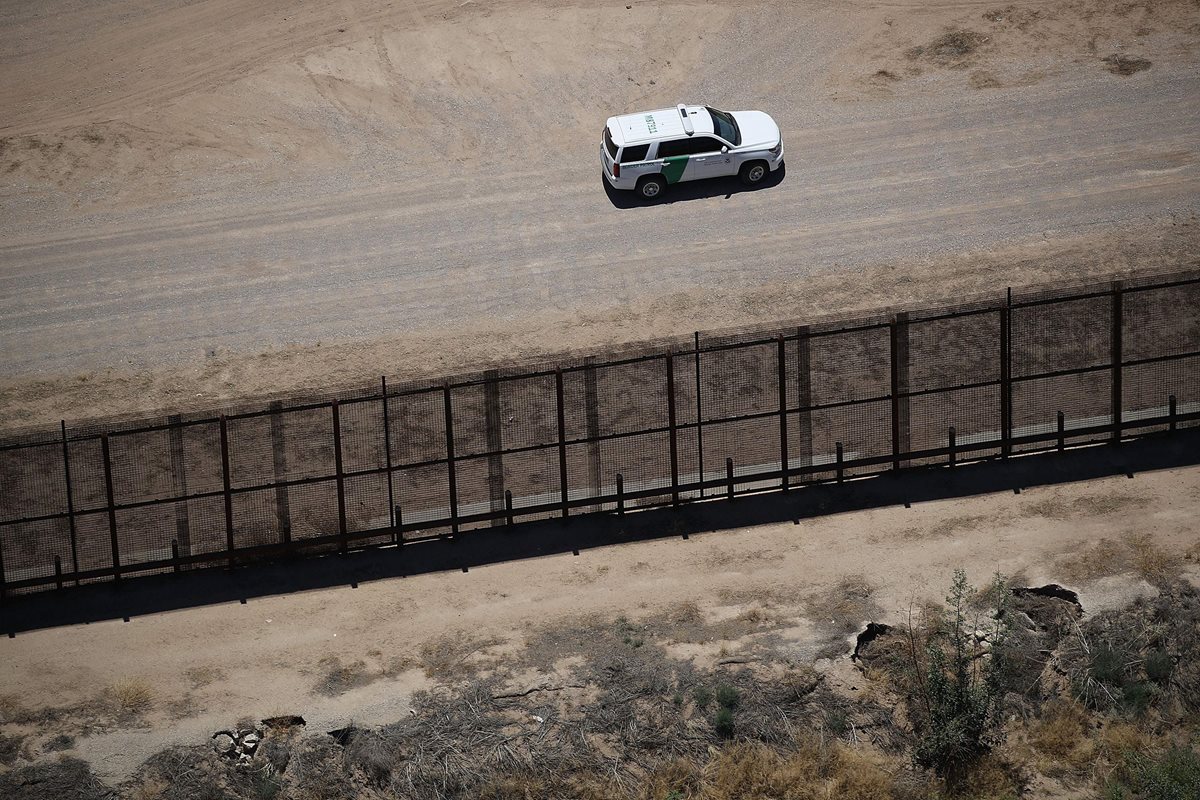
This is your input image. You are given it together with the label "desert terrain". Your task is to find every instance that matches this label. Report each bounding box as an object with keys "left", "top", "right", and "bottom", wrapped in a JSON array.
[
  {"left": 2, "top": 457, "right": 1199, "bottom": 797},
  {"left": 1, "top": 0, "right": 1198, "bottom": 427},
  {"left": 2, "top": 0, "right": 1200, "bottom": 797}
]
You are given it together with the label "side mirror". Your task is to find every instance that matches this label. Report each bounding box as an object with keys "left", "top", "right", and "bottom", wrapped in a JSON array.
[{"left": 721, "top": 146, "right": 729, "bottom": 154}]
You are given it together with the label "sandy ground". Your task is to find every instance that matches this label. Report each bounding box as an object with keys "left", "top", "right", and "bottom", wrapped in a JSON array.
[
  {"left": 2, "top": 0, "right": 1199, "bottom": 429},
  {"left": 1, "top": 456, "right": 1197, "bottom": 780}
]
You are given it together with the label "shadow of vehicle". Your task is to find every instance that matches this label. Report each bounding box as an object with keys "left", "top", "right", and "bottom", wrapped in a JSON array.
[{"left": 603, "top": 162, "right": 787, "bottom": 209}]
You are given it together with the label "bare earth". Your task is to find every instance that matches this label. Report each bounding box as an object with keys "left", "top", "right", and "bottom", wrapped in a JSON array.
[
  {"left": 2, "top": 0, "right": 1199, "bottom": 429},
  {"left": 1, "top": 460, "right": 1197, "bottom": 781}
]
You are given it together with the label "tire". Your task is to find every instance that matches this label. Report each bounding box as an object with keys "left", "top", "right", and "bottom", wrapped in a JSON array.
[
  {"left": 739, "top": 160, "right": 769, "bottom": 187},
  {"left": 637, "top": 175, "right": 667, "bottom": 200}
]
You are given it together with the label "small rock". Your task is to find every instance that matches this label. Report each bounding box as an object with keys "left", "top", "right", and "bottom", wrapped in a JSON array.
[{"left": 212, "top": 733, "right": 235, "bottom": 755}]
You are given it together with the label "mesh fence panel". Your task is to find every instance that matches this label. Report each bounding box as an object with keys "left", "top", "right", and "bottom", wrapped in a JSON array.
[
  {"left": 1, "top": 518, "right": 73, "bottom": 588},
  {"left": 66, "top": 438, "right": 108, "bottom": 512},
  {"left": 231, "top": 488, "right": 281, "bottom": 550},
  {"left": 108, "top": 429, "right": 174, "bottom": 505},
  {"left": 73, "top": 511, "right": 113, "bottom": 577},
  {"left": 115, "top": 504, "right": 177, "bottom": 574},
  {"left": 0, "top": 441, "right": 66, "bottom": 523},
  {"left": 339, "top": 397, "right": 387, "bottom": 474}
]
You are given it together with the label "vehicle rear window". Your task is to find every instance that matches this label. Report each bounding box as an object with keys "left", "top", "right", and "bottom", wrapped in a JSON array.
[
  {"left": 620, "top": 144, "right": 649, "bottom": 163},
  {"left": 603, "top": 127, "right": 618, "bottom": 159}
]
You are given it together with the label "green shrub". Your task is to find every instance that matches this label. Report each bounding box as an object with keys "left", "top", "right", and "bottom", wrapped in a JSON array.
[
  {"left": 1145, "top": 651, "right": 1173, "bottom": 685},
  {"left": 715, "top": 683, "right": 740, "bottom": 711},
  {"left": 1091, "top": 644, "right": 1128, "bottom": 686},
  {"left": 693, "top": 686, "right": 713, "bottom": 710},
  {"left": 713, "top": 707, "right": 735, "bottom": 739},
  {"left": 907, "top": 570, "right": 1010, "bottom": 788},
  {"left": 1103, "top": 746, "right": 1200, "bottom": 800},
  {"left": 1121, "top": 681, "right": 1158, "bottom": 716}
]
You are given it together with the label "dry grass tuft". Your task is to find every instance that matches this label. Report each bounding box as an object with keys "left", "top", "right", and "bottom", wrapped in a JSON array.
[
  {"left": 697, "top": 738, "right": 917, "bottom": 800},
  {"left": 906, "top": 29, "right": 989, "bottom": 64},
  {"left": 106, "top": 677, "right": 154, "bottom": 718},
  {"left": 420, "top": 631, "right": 503, "bottom": 680},
  {"left": 1103, "top": 54, "right": 1151, "bottom": 75},
  {"left": 1125, "top": 532, "right": 1181, "bottom": 585},
  {"left": 313, "top": 656, "right": 374, "bottom": 696},
  {"left": 806, "top": 574, "right": 879, "bottom": 635},
  {"left": 183, "top": 665, "right": 227, "bottom": 689},
  {"left": 1031, "top": 698, "right": 1090, "bottom": 761},
  {"left": 1057, "top": 532, "right": 1182, "bottom": 586}
]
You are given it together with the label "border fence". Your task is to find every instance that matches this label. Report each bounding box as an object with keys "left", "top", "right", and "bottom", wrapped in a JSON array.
[{"left": 2, "top": 270, "right": 1199, "bottom": 597}]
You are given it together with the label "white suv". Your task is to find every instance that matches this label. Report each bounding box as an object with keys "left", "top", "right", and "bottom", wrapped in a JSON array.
[{"left": 601, "top": 104, "right": 783, "bottom": 200}]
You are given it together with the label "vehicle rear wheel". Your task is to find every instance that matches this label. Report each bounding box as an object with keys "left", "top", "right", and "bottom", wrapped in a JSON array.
[
  {"left": 637, "top": 175, "right": 667, "bottom": 200},
  {"left": 739, "top": 161, "right": 769, "bottom": 186}
]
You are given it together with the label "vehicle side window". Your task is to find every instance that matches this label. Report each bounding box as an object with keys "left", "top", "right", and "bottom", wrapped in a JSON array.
[
  {"left": 686, "top": 137, "right": 724, "bottom": 155},
  {"left": 655, "top": 138, "right": 690, "bottom": 159},
  {"left": 620, "top": 144, "right": 650, "bottom": 163},
  {"left": 657, "top": 137, "right": 723, "bottom": 158}
]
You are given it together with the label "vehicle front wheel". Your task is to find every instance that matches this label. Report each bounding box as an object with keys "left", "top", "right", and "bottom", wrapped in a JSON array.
[
  {"left": 637, "top": 175, "right": 667, "bottom": 200},
  {"left": 739, "top": 161, "right": 769, "bottom": 187}
]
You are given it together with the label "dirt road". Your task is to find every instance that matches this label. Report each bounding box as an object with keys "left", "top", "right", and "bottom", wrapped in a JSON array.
[{"left": 2, "top": 0, "right": 1199, "bottom": 425}]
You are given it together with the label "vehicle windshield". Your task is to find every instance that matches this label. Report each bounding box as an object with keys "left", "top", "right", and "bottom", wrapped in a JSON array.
[{"left": 707, "top": 107, "right": 740, "bottom": 146}]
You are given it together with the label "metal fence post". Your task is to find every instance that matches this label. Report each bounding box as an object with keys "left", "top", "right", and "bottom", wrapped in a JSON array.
[
  {"left": 172, "top": 540, "right": 180, "bottom": 574},
  {"left": 616, "top": 473, "right": 625, "bottom": 516},
  {"left": 484, "top": 370, "right": 506, "bottom": 525},
  {"left": 167, "top": 414, "right": 191, "bottom": 560},
  {"left": 1001, "top": 291, "right": 1013, "bottom": 458},
  {"left": 584, "top": 358, "right": 602, "bottom": 512},
  {"left": 268, "top": 401, "right": 291, "bottom": 544},
  {"left": 101, "top": 434, "right": 121, "bottom": 581},
  {"left": 332, "top": 401, "right": 347, "bottom": 553},
  {"left": 948, "top": 426, "right": 956, "bottom": 468},
  {"left": 219, "top": 417, "right": 234, "bottom": 568},
  {"left": 556, "top": 369, "right": 569, "bottom": 519},
  {"left": 726, "top": 457, "right": 735, "bottom": 501},
  {"left": 836, "top": 442, "right": 844, "bottom": 484},
  {"left": 442, "top": 385, "right": 459, "bottom": 537},
  {"left": 54, "top": 556, "right": 63, "bottom": 591},
  {"left": 505, "top": 490, "right": 514, "bottom": 530},
  {"left": 382, "top": 378, "right": 395, "bottom": 535},
  {"left": 694, "top": 332, "right": 705, "bottom": 499},
  {"left": 889, "top": 317, "right": 902, "bottom": 472},
  {"left": 777, "top": 335, "right": 789, "bottom": 491},
  {"left": 1111, "top": 280, "right": 1124, "bottom": 444},
  {"left": 666, "top": 353, "right": 679, "bottom": 506},
  {"left": 1057, "top": 411, "right": 1066, "bottom": 452},
  {"left": 795, "top": 325, "right": 813, "bottom": 485},
  {"left": 60, "top": 420, "right": 79, "bottom": 583},
  {"left": 1169, "top": 394, "right": 1177, "bottom": 431}
]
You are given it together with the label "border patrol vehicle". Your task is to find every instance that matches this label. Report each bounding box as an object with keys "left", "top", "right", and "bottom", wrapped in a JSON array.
[{"left": 601, "top": 104, "right": 783, "bottom": 200}]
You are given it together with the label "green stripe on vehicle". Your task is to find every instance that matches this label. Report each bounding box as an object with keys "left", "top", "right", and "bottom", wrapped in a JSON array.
[{"left": 661, "top": 156, "right": 688, "bottom": 184}]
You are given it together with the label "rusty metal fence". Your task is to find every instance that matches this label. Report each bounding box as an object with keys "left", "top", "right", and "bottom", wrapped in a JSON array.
[{"left": 3, "top": 271, "right": 1199, "bottom": 596}]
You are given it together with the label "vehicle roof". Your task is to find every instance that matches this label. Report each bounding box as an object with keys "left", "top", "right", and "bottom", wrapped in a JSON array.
[{"left": 609, "top": 105, "right": 715, "bottom": 146}]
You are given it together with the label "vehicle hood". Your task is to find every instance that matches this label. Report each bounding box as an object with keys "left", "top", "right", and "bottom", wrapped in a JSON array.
[{"left": 731, "top": 110, "right": 780, "bottom": 148}]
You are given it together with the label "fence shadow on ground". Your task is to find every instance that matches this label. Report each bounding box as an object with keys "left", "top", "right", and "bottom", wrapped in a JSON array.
[{"left": 3, "top": 428, "right": 1198, "bottom": 636}]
